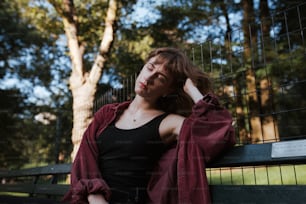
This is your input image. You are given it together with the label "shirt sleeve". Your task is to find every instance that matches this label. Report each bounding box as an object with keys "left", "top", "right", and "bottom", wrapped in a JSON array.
[
  {"left": 62, "top": 106, "right": 112, "bottom": 203},
  {"left": 185, "top": 93, "right": 236, "bottom": 163}
]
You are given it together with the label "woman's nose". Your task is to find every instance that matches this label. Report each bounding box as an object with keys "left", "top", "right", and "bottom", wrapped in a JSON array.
[{"left": 146, "top": 72, "right": 157, "bottom": 83}]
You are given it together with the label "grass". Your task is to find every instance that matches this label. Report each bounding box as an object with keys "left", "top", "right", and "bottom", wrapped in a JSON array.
[{"left": 207, "top": 164, "right": 306, "bottom": 185}]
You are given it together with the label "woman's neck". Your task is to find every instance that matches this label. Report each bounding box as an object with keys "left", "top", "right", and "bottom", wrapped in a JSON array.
[
  {"left": 122, "top": 95, "right": 161, "bottom": 124},
  {"left": 129, "top": 95, "right": 157, "bottom": 112}
]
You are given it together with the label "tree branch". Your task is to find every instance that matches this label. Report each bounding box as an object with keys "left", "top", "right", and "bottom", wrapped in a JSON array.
[
  {"left": 89, "top": 0, "right": 118, "bottom": 84},
  {"left": 50, "top": 0, "right": 84, "bottom": 83}
]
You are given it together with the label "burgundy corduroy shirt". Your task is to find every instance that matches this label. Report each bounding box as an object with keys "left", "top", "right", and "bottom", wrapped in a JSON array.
[{"left": 63, "top": 94, "right": 235, "bottom": 204}]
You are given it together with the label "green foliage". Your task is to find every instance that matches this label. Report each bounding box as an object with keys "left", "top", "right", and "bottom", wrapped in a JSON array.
[
  {"left": 108, "top": 31, "right": 154, "bottom": 78},
  {"left": 0, "top": 89, "right": 26, "bottom": 169},
  {"left": 0, "top": 0, "right": 72, "bottom": 169},
  {"left": 0, "top": 0, "right": 63, "bottom": 87},
  {"left": 0, "top": 88, "right": 73, "bottom": 169},
  {"left": 270, "top": 48, "right": 306, "bottom": 139}
]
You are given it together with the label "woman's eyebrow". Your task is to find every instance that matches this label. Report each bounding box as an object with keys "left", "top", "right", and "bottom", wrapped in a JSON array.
[{"left": 148, "top": 62, "right": 155, "bottom": 67}]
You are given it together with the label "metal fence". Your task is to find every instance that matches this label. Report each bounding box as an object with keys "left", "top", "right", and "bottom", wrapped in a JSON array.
[{"left": 94, "top": 3, "right": 306, "bottom": 185}]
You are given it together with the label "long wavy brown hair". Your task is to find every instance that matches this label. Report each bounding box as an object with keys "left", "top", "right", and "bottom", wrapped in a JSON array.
[{"left": 145, "top": 47, "right": 212, "bottom": 116}]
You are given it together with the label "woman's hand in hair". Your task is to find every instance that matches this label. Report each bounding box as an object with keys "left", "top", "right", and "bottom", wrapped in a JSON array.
[{"left": 183, "top": 78, "right": 204, "bottom": 103}]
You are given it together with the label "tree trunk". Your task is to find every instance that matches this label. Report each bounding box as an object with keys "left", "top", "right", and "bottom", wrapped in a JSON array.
[
  {"left": 259, "top": 0, "right": 279, "bottom": 142},
  {"left": 50, "top": 0, "right": 118, "bottom": 160},
  {"left": 234, "top": 78, "right": 251, "bottom": 143},
  {"left": 221, "top": 1, "right": 249, "bottom": 144},
  {"left": 242, "top": 0, "right": 263, "bottom": 143},
  {"left": 259, "top": 78, "right": 279, "bottom": 142}
]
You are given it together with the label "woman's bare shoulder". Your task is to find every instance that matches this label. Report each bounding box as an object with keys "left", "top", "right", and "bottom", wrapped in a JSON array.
[{"left": 165, "top": 113, "right": 185, "bottom": 122}]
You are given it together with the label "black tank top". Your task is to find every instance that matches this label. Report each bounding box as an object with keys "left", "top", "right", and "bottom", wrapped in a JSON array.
[{"left": 97, "top": 113, "right": 168, "bottom": 194}]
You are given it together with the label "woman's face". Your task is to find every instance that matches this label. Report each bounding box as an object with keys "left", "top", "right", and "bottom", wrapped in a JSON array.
[{"left": 135, "top": 56, "right": 174, "bottom": 100}]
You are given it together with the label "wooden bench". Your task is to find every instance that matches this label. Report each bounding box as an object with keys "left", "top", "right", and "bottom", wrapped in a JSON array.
[
  {"left": 0, "top": 163, "right": 71, "bottom": 204},
  {"left": 1, "top": 139, "right": 306, "bottom": 203}
]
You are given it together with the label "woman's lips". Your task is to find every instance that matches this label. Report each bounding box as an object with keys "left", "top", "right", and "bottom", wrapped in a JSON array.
[{"left": 139, "top": 81, "right": 147, "bottom": 89}]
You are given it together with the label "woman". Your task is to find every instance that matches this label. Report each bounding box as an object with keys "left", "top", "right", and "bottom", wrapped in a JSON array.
[{"left": 63, "top": 47, "right": 235, "bottom": 204}]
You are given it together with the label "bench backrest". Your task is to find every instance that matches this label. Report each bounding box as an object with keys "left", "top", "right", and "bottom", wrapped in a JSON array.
[{"left": 0, "top": 163, "right": 71, "bottom": 197}]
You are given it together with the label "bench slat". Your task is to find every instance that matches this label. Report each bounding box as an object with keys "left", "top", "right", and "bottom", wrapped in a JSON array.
[
  {"left": 34, "top": 184, "right": 70, "bottom": 196},
  {"left": 0, "top": 195, "right": 62, "bottom": 204},
  {"left": 208, "top": 143, "right": 306, "bottom": 168},
  {"left": 0, "top": 184, "right": 69, "bottom": 196},
  {"left": 0, "top": 184, "right": 35, "bottom": 194},
  {"left": 210, "top": 185, "right": 306, "bottom": 203},
  {"left": 0, "top": 163, "right": 71, "bottom": 178}
]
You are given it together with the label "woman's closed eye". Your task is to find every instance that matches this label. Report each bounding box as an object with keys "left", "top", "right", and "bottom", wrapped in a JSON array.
[
  {"left": 145, "top": 63, "right": 168, "bottom": 84},
  {"left": 146, "top": 63, "right": 154, "bottom": 71}
]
